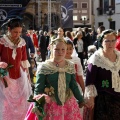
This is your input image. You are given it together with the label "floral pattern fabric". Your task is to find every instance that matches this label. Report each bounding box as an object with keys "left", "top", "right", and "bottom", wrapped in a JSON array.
[{"left": 25, "top": 97, "right": 82, "bottom": 120}]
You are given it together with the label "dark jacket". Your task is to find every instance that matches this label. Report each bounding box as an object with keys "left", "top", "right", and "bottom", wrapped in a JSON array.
[
  {"left": 38, "top": 34, "right": 46, "bottom": 51},
  {"left": 22, "top": 35, "right": 35, "bottom": 62}
]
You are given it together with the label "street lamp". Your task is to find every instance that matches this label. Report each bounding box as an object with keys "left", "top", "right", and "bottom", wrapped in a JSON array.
[
  {"left": 80, "top": 17, "right": 89, "bottom": 26},
  {"left": 106, "top": 7, "right": 115, "bottom": 22}
]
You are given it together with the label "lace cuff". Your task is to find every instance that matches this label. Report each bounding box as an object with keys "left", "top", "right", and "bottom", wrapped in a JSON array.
[
  {"left": 21, "top": 60, "right": 30, "bottom": 68},
  {"left": 84, "top": 85, "right": 98, "bottom": 98}
]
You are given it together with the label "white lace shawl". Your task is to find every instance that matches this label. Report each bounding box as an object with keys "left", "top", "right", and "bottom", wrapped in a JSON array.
[
  {"left": 37, "top": 59, "right": 75, "bottom": 105},
  {"left": 88, "top": 48, "right": 120, "bottom": 93},
  {"left": 0, "top": 35, "right": 26, "bottom": 59}
]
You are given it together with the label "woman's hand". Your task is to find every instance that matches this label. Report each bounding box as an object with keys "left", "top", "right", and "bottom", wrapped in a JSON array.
[
  {"left": 85, "top": 97, "right": 95, "bottom": 109},
  {"left": 0, "top": 62, "right": 8, "bottom": 68},
  {"left": 34, "top": 94, "right": 51, "bottom": 103}
]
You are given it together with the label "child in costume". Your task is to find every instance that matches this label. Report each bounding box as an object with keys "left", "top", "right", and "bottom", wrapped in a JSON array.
[
  {"left": 25, "top": 38, "right": 86, "bottom": 120},
  {"left": 65, "top": 39, "right": 85, "bottom": 94}
]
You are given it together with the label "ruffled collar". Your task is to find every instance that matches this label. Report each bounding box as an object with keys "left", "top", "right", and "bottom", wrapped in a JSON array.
[
  {"left": 0, "top": 35, "right": 26, "bottom": 59},
  {"left": 88, "top": 48, "right": 120, "bottom": 92},
  {"left": 3, "top": 35, "right": 23, "bottom": 46}
]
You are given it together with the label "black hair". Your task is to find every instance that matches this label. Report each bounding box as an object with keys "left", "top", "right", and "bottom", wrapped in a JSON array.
[
  {"left": 65, "top": 40, "right": 73, "bottom": 47},
  {"left": 65, "top": 31, "right": 72, "bottom": 39},
  {"left": 99, "top": 29, "right": 114, "bottom": 44},
  {"left": 118, "top": 29, "right": 120, "bottom": 32},
  {"left": 50, "top": 30, "right": 55, "bottom": 35},
  {"left": 29, "top": 26, "right": 33, "bottom": 30},
  {"left": 84, "top": 27, "right": 89, "bottom": 33},
  {"left": 98, "top": 25, "right": 105, "bottom": 33}
]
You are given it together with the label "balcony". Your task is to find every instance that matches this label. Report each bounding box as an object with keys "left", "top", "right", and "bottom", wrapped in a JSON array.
[{"left": 96, "top": 7, "right": 103, "bottom": 15}]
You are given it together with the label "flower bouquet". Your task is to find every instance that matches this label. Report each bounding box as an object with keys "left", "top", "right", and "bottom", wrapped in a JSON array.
[
  {"left": 27, "top": 94, "right": 46, "bottom": 120},
  {"left": 0, "top": 64, "right": 13, "bottom": 87},
  {"left": 27, "top": 86, "right": 55, "bottom": 120}
]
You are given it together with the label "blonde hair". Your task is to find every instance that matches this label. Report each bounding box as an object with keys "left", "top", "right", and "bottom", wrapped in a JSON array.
[
  {"left": 75, "top": 31, "right": 83, "bottom": 38},
  {"left": 49, "top": 38, "right": 67, "bottom": 59}
]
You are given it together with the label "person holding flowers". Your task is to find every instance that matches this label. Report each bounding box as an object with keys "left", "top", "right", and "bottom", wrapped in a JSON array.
[
  {"left": 26, "top": 38, "right": 86, "bottom": 120},
  {"left": 0, "top": 18, "right": 32, "bottom": 120}
]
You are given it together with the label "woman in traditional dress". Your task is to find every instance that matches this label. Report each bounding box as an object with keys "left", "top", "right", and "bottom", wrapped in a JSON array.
[
  {"left": 0, "top": 18, "right": 32, "bottom": 120},
  {"left": 26, "top": 38, "right": 86, "bottom": 120},
  {"left": 84, "top": 29, "right": 120, "bottom": 120}
]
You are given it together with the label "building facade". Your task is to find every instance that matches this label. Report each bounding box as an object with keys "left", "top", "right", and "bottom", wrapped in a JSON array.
[
  {"left": 73, "top": 0, "right": 93, "bottom": 28},
  {"left": 24, "top": 0, "right": 61, "bottom": 31},
  {"left": 94, "top": 0, "right": 120, "bottom": 30},
  {"left": 0, "top": 0, "right": 94, "bottom": 31}
]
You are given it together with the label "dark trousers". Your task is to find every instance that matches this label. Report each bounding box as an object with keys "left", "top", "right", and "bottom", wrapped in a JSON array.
[
  {"left": 41, "top": 50, "right": 46, "bottom": 61},
  {"left": 78, "top": 52, "right": 84, "bottom": 69}
]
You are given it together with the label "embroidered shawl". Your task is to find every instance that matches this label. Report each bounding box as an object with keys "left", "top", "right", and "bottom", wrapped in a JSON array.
[{"left": 88, "top": 48, "right": 120, "bottom": 92}]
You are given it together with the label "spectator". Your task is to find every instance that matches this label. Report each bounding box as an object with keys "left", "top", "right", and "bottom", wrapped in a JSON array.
[
  {"left": 44, "top": 31, "right": 50, "bottom": 55},
  {"left": 21, "top": 28, "right": 35, "bottom": 84},
  {"left": 94, "top": 25, "right": 105, "bottom": 49},
  {"left": 73, "top": 31, "right": 85, "bottom": 69},
  {"left": 27, "top": 27, "right": 38, "bottom": 49},
  {"left": 38, "top": 30, "right": 46, "bottom": 61},
  {"left": 57, "top": 27, "right": 64, "bottom": 39},
  {"left": 115, "top": 29, "right": 120, "bottom": 51}
]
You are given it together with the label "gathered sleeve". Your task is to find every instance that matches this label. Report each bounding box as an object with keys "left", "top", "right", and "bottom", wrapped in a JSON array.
[
  {"left": 84, "top": 63, "right": 98, "bottom": 98},
  {"left": 76, "top": 59, "right": 83, "bottom": 76},
  {"left": 20, "top": 44, "right": 30, "bottom": 68},
  {"left": 69, "top": 74, "right": 84, "bottom": 103},
  {"left": 34, "top": 74, "right": 46, "bottom": 96},
  {"left": 21, "top": 60, "right": 30, "bottom": 68}
]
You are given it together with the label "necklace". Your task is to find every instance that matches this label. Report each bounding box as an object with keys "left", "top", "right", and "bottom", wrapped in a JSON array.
[{"left": 54, "top": 60, "right": 64, "bottom": 67}]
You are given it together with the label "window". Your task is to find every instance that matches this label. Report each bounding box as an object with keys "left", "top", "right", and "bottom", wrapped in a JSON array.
[
  {"left": 110, "top": 21, "right": 115, "bottom": 30},
  {"left": 104, "top": 0, "right": 109, "bottom": 14},
  {"left": 81, "top": 3, "right": 87, "bottom": 8},
  {"left": 73, "top": 16, "right": 78, "bottom": 21},
  {"left": 73, "top": 3, "right": 77, "bottom": 8},
  {"left": 98, "top": 22, "right": 103, "bottom": 27},
  {"left": 99, "top": 0, "right": 103, "bottom": 7},
  {"left": 111, "top": 0, "right": 115, "bottom": 6}
]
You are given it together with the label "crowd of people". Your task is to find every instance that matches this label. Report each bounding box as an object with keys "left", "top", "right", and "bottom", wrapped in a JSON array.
[{"left": 0, "top": 17, "right": 120, "bottom": 120}]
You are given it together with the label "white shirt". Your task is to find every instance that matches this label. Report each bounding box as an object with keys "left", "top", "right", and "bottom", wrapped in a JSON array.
[{"left": 77, "top": 39, "right": 83, "bottom": 53}]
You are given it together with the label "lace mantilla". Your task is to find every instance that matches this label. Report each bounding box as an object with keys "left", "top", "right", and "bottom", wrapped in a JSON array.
[
  {"left": 37, "top": 59, "right": 75, "bottom": 75},
  {"left": 0, "top": 35, "right": 26, "bottom": 59},
  {"left": 88, "top": 48, "right": 120, "bottom": 92},
  {"left": 37, "top": 60, "right": 75, "bottom": 105},
  {"left": 84, "top": 85, "right": 98, "bottom": 98}
]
